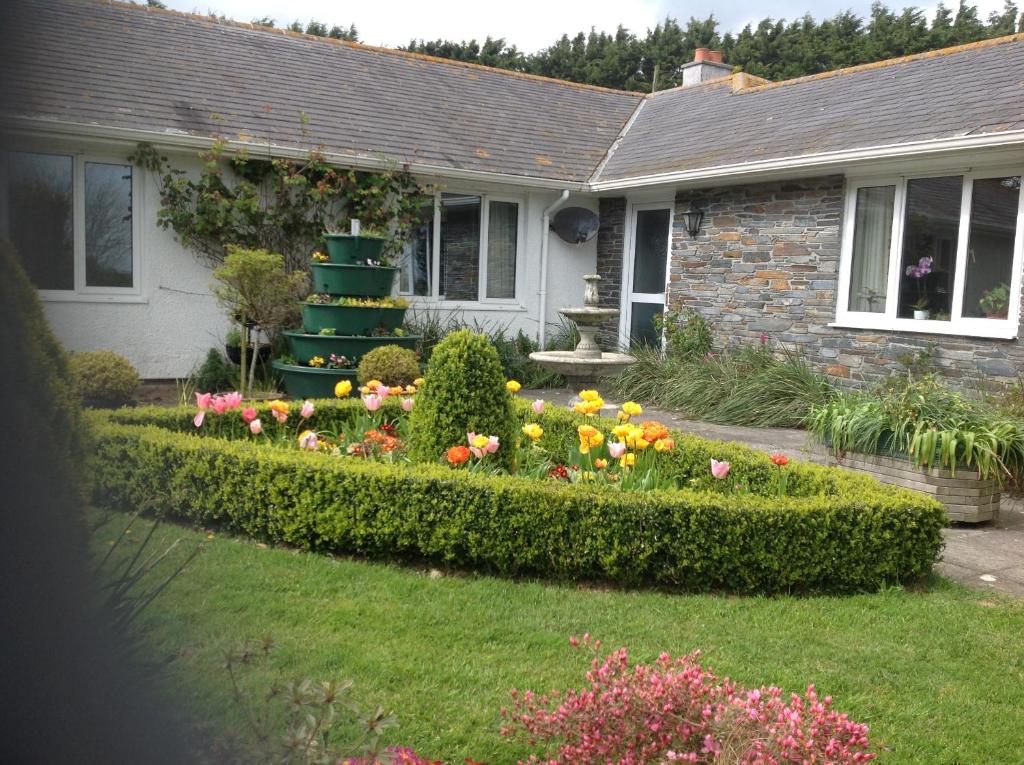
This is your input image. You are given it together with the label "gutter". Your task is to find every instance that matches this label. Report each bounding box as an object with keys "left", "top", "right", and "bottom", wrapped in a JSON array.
[
  {"left": 589, "top": 129, "right": 1024, "bottom": 191},
  {"left": 537, "top": 190, "right": 571, "bottom": 350},
  {"left": 0, "top": 117, "right": 590, "bottom": 192}
]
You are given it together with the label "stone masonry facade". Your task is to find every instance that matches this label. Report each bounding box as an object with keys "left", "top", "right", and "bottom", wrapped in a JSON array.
[{"left": 597, "top": 177, "right": 1024, "bottom": 384}]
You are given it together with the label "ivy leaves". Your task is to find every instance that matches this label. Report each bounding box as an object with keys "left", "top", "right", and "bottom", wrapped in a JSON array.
[{"left": 130, "top": 140, "right": 431, "bottom": 272}]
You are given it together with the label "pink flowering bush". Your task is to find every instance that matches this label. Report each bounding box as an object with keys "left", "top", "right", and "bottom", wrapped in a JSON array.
[
  {"left": 341, "top": 747, "right": 442, "bottom": 765},
  {"left": 501, "top": 635, "right": 875, "bottom": 764}
]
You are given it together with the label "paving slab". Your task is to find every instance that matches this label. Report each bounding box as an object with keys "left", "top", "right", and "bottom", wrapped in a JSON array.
[{"left": 522, "top": 387, "right": 1024, "bottom": 598}]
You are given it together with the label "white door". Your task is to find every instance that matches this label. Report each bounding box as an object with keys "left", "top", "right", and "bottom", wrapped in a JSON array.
[{"left": 621, "top": 203, "right": 673, "bottom": 347}]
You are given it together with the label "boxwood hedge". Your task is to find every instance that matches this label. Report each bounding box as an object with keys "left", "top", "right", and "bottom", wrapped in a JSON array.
[{"left": 90, "top": 401, "right": 946, "bottom": 593}]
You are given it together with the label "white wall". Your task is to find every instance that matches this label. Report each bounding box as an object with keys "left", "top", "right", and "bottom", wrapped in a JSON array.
[
  {"left": 405, "top": 187, "right": 598, "bottom": 347},
  {"left": 40, "top": 149, "right": 228, "bottom": 379},
  {"left": 31, "top": 142, "right": 598, "bottom": 378}
]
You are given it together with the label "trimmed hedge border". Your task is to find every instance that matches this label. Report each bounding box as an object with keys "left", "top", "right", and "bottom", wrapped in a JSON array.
[{"left": 90, "top": 402, "right": 946, "bottom": 593}]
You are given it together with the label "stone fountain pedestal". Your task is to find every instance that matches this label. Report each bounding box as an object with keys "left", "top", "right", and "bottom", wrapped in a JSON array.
[{"left": 529, "top": 274, "right": 637, "bottom": 386}]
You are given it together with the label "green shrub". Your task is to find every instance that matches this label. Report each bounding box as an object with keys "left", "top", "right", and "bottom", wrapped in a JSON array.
[
  {"left": 69, "top": 350, "right": 140, "bottom": 405},
  {"left": 190, "top": 348, "right": 239, "bottom": 393},
  {"left": 408, "top": 330, "right": 517, "bottom": 468},
  {"left": 808, "top": 373, "right": 1024, "bottom": 483},
  {"left": 357, "top": 345, "right": 421, "bottom": 387},
  {"left": 656, "top": 307, "right": 713, "bottom": 361},
  {"left": 89, "top": 407, "right": 946, "bottom": 593},
  {"left": 613, "top": 342, "right": 834, "bottom": 428},
  {"left": 1, "top": 239, "right": 86, "bottom": 497}
]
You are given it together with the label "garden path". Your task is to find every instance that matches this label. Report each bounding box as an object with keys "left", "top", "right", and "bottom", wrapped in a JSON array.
[{"left": 523, "top": 388, "right": 1024, "bottom": 599}]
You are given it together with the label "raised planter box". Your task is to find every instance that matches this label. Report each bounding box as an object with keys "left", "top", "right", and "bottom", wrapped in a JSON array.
[
  {"left": 283, "top": 331, "right": 419, "bottom": 362},
  {"left": 301, "top": 303, "right": 407, "bottom": 335},
  {"left": 270, "top": 362, "right": 358, "bottom": 400},
  {"left": 815, "top": 448, "right": 999, "bottom": 523},
  {"left": 323, "top": 234, "right": 387, "bottom": 265},
  {"left": 310, "top": 263, "right": 397, "bottom": 297}
]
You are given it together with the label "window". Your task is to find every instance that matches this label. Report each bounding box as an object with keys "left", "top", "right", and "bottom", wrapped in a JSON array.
[
  {"left": 1, "top": 150, "right": 139, "bottom": 296},
  {"left": 836, "top": 172, "right": 1023, "bottom": 338},
  {"left": 398, "top": 191, "right": 522, "bottom": 303}
]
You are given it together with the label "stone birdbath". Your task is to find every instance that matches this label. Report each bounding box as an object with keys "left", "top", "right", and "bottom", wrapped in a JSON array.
[{"left": 529, "top": 274, "right": 637, "bottom": 386}]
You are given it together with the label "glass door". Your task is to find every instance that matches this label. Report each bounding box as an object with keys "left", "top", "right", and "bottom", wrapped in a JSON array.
[{"left": 622, "top": 204, "right": 672, "bottom": 347}]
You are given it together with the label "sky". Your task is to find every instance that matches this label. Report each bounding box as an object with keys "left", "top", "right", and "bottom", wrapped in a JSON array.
[{"left": 162, "top": 0, "right": 1010, "bottom": 52}]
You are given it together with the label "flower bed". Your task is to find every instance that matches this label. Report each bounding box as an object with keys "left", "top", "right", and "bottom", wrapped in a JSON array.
[{"left": 91, "top": 392, "right": 944, "bottom": 593}]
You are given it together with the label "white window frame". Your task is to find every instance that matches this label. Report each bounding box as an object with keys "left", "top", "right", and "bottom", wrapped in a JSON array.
[
  {"left": 834, "top": 169, "right": 1024, "bottom": 340},
  {"left": 0, "top": 148, "right": 144, "bottom": 303},
  {"left": 399, "top": 189, "right": 526, "bottom": 309},
  {"left": 618, "top": 200, "right": 674, "bottom": 347}
]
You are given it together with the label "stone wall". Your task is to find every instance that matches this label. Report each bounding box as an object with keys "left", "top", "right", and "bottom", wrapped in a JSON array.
[
  {"left": 595, "top": 197, "right": 627, "bottom": 345},
  {"left": 599, "top": 176, "right": 1023, "bottom": 385}
]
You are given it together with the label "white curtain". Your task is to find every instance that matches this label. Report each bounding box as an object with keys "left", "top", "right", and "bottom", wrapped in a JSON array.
[
  {"left": 848, "top": 185, "right": 895, "bottom": 313},
  {"left": 486, "top": 201, "right": 517, "bottom": 299}
]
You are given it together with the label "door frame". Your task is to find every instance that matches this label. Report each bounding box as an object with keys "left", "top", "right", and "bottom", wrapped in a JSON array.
[{"left": 618, "top": 200, "right": 675, "bottom": 348}]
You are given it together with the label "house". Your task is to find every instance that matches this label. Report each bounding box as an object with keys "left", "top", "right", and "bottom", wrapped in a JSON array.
[{"left": 2, "top": 0, "right": 1023, "bottom": 383}]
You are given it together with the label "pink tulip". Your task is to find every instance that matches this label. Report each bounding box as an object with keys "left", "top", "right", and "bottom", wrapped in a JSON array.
[
  {"left": 532, "top": 399, "right": 545, "bottom": 414},
  {"left": 300, "top": 400, "right": 315, "bottom": 419},
  {"left": 485, "top": 436, "right": 500, "bottom": 454},
  {"left": 469, "top": 446, "right": 484, "bottom": 459},
  {"left": 242, "top": 407, "right": 257, "bottom": 423},
  {"left": 193, "top": 411, "right": 205, "bottom": 428},
  {"left": 195, "top": 391, "right": 213, "bottom": 410},
  {"left": 608, "top": 441, "right": 626, "bottom": 459},
  {"left": 212, "top": 396, "right": 229, "bottom": 415},
  {"left": 299, "top": 431, "right": 319, "bottom": 451},
  {"left": 249, "top": 418, "right": 262, "bottom": 434},
  {"left": 711, "top": 459, "right": 731, "bottom": 480},
  {"left": 272, "top": 411, "right": 288, "bottom": 424},
  {"left": 377, "top": 385, "right": 390, "bottom": 398},
  {"left": 223, "top": 391, "right": 243, "bottom": 410},
  {"left": 362, "top": 393, "right": 382, "bottom": 412},
  {"left": 401, "top": 397, "right": 414, "bottom": 412}
]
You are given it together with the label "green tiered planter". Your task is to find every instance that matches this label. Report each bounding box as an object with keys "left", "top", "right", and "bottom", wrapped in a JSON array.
[
  {"left": 323, "top": 234, "right": 387, "bottom": 265},
  {"left": 272, "top": 363, "right": 358, "bottom": 400},
  {"left": 301, "top": 303, "right": 407, "bottom": 335},
  {"left": 283, "top": 331, "right": 418, "bottom": 361},
  {"left": 277, "top": 247, "right": 420, "bottom": 399},
  {"left": 311, "top": 264, "right": 398, "bottom": 297}
]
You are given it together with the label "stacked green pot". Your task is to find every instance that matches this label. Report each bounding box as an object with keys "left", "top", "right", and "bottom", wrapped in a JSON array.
[{"left": 273, "top": 235, "right": 420, "bottom": 399}]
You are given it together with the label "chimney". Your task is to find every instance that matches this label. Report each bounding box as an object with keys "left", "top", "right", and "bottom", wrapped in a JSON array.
[{"left": 681, "top": 48, "right": 731, "bottom": 87}]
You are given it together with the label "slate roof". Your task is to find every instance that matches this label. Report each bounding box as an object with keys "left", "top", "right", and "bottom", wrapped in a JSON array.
[
  {"left": 2, "top": 1, "right": 1023, "bottom": 187},
  {"left": 596, "top": 35, "right": 1024, "bottom": 183},
  {"left": 0, "top": 0, "right": 642, "bottom": 184}
]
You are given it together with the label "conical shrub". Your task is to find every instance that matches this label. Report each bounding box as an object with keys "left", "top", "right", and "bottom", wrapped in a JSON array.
[{"left": 409, "top": 329, "right": 516, "bottom": 469}]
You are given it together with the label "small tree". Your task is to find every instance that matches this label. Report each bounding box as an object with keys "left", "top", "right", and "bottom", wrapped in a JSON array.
[
  {"left": 409, "top": 329, "right": 517, "bottom": 469},
  {"left": 212, "top": 247, "right": 307, "bottom": 394}
]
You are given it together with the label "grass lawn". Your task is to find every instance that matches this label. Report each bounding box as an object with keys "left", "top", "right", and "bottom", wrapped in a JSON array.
[{"left": 97, "top": 511, "right": 1024, "bottom": 764}]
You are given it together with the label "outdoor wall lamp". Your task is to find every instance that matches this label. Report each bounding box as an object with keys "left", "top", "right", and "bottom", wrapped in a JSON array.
[{"left": 679, "top": 205, "right": 704, "bottom": 239}]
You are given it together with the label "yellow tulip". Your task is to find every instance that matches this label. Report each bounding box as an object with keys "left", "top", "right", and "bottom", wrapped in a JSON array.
[
  {"left": 579, "top": 389, "right": 600, "bottom": 402},
  {"left": 522, "top": 423, "right": 544, "bottom": 441},
  {"left": 413, "top": 377, "right": 425, "bottom": 387},
  {"left": 506, "top": 380, "right": 522, "bottom": 393},
  {"left": 622, "top": 401, "right": 643, "bottom": 417},
  {"left": 620, "top": 453, "right": 636, "bottom": 468},
  {"left": 334, "top": 380, "right": 353, "bottom": 398}
]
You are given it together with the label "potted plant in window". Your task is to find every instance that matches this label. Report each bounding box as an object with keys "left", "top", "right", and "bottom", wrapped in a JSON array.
[
  {"left": 979, "top": 282, "right": 1010, "bottom": 319},
  {"left": 906, "top": 256, "right": 932, "bottom": 320}
]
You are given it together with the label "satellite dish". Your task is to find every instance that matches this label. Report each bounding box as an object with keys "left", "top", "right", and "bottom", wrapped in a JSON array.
[{"left": 551, "top": 207, "right": 600, "bottom": 244}]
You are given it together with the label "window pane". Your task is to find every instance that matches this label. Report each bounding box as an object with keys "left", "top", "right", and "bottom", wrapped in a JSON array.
[
  {"left": 486, "top": 201, "right": 517, "bottom": 299},
  {"left": 847, "top": 185, "right": 894, "bottom": 313},
  {"left": 85, "top": 162, "right": 133, "bottom": 288},
  {"left": 632, "top": 208, "right": 670, "bottom": 293},
  {"left": 897, "top": 176, "right": 962, "bottom": 320},
  {"left": 630, "top": 301, "right": 663, "bottom": 347},
  {"left": 439, "top": 193, "right": 480, "bottom": 301},
  {"left": 962, "top": 177, "right": 1020, "bottom": 319},
  {"left": 6, "top": 152, "right": 73, "bottom": 290},
  {"left": 399, "top": 203, "right": 433, "bottom": 296}
]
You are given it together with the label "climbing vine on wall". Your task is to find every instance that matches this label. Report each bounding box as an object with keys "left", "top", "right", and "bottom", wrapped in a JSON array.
[{"left": 130, "top": 140, "right": 432, "bottom": 272}]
